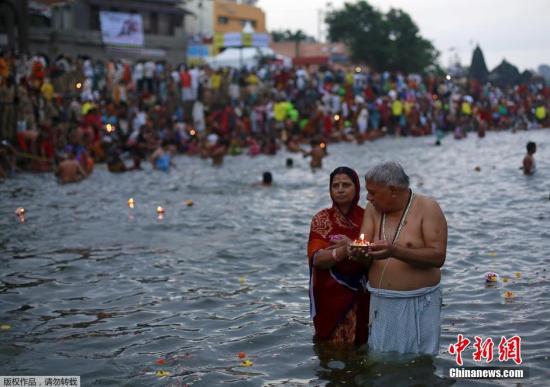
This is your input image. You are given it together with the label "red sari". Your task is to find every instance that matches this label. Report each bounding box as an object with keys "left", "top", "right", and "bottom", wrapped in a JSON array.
[{"left": 307, "top": 168, "right": 370, "bottom": 345}]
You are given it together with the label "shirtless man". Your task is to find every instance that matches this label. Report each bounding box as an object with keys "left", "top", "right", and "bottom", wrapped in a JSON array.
[
  {"left": 352, "top": 161, "right": 447, "bottom": 355},
  {"left": 304, "top": 140, "right": 326, "bottom": 169},
  {"left": 55, "top": 153, "right": 88, "bottom": 184},
  {"left": 522, "top": 141, "right": 536, "bottom": 175}
]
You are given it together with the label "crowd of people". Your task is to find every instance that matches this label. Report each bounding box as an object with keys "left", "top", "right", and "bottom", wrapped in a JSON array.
[{"left": 0, "top": 51, "right": 549, "bottom": 181}]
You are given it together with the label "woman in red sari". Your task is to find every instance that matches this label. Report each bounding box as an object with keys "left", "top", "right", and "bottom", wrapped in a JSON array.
[{"left": 307, "top": 166, "right": 370, "bottom": 345}]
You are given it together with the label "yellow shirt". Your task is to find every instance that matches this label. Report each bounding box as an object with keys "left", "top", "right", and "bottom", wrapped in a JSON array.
[
  {"left": 461, "top": 102, "right": 472, "bottom": 115},
  {"left": 391, "top": 100, "right": 403, "bottom": 116},
  {"left": 274, "top": 102, "right": 288, "bottom": 122},
  {"left": 41, "top": 82, "right": 55, "bottom": 101},
  {"left": 210, "top": 74, "right": 221, "bottom": 90},
  {"left": 535, "top": 106, "right": 546, "bottom": 120}
]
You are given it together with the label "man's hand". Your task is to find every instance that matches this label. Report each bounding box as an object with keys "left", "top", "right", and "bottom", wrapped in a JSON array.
[{"left": 368, "top": 240, "right": 395, "bottom": 260}]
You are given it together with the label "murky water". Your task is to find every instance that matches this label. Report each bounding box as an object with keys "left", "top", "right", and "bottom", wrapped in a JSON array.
[{"left": 1, "top": 130, "right": 549, "bottom": 386}]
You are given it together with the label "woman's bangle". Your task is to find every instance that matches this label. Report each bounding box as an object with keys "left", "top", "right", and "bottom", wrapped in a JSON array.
[{"left": 332, "top": 247, "right": 344, "bottom": 262}]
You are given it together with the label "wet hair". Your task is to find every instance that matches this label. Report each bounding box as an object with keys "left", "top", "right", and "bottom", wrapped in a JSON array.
[
  {"left": 365, "top": 161, "right": 409, "bottom": 188},
  {"left": 527, "top": 142, "right": 536, "bottom": 153},
  {"left": 330, "top": 166, "right": 360, "bottom": 207},
  {"left": 262, "top": 171, "right": 273, "bottom": 185}
]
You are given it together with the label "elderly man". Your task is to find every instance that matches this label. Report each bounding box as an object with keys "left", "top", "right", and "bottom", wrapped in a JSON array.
[{"left": 355, "top": 161, "right": 447, "bottom": 355}]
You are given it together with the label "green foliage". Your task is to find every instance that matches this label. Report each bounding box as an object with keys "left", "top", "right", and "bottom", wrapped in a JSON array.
[
  {"left": 271, "top": 29, "right": 315, "bottom": 43},
  {"left": 325, "top": 1, "right": 438, "bottom": 72},
  {"left": 469, "top": 45, "right": 489, "bottom": 82}
]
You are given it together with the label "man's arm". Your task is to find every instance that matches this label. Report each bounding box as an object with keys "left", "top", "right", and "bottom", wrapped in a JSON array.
[
  {"left": 370, "top": 198, "right": 447, "bottom": 268},
  {"left": 359, "top": 203, "right": 377, "bottom": 242}
]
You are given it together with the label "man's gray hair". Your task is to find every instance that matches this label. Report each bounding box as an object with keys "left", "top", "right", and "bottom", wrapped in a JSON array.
[{"left": 365, "top": 161, "right": 410, "bottom": 188}]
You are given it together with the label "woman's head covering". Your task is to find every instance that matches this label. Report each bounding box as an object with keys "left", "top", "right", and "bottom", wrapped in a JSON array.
[{"left": 329, "top": 166, "right": 360, "bottom": 210}]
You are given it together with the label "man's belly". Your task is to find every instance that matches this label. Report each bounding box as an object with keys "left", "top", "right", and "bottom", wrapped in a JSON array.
[{"left": 369, "top": 258, "right": 440, "bottom": 291}]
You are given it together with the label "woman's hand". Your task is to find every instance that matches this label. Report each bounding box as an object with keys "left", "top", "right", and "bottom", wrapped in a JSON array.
[{"left": 329, "top": 234, "right": 352, "bottom": 249}]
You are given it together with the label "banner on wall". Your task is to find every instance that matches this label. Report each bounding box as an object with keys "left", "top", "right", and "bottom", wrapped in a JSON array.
[
  {"left": 213, "top": 32, "right": 270, "bottom": 49},
  {"left": 100, "top": 11, "right": 144, "bottom": 46}
]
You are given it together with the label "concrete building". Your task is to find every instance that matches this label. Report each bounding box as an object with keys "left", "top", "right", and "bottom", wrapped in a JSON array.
[
  {"left": 0, "top": 0, "right": 30, "bottom": 53},
  {"left": 1, "top": 0, "right": 193, "bottom": 63},
  {"left": 213, "top": 0, "right": 265, "bottom": 35}
]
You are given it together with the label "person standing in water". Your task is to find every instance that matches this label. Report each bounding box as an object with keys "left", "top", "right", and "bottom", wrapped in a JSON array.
[
  {"left": 354, "top": 161, "right": 447, "bottom": 355},
  {"left": 522, "top": 141, "right": 536, "bottom": 175},
  {"left": 307, "top": 166, "right": 370, "bottom": 345}
]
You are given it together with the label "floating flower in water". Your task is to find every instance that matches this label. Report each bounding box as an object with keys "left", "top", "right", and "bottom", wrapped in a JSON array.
[
  {"left": 0, "top": 324, "right": 11, "bottom": 331},
  {"left": 514, "top": 272, "right": 521, "bottom": 279},
  {"left": 241, "top": 360, "right": 253, "bottom": 367},
  {"left": 185, "top": 200, "right": 194, "bottom": 207},
  {"left": 238, "top": 352, "right": 246, "bottom": 359},
  {"left": 156, "top": 358, "right": 166, "bottom": 366},
  {"left": 239, "top": 276, "right": 246, "bottom": 285},
  {"left": 484, "top": 272, "right": 498, "bottom": 283},
  {"left": 501, "top": 277, "right": 510, "bottom": 283},
  {"left": 504, "top": 291, "right": 515, "bottom": 299},
  {"left": 14, "top": 207, "right": 25, "bottom": 223},
  {"left": 155, "top": 370, "right": 170, "bottom": 377},
  {"left": 128, "top": 198, "right": 135, "bottom": 209},
  {"left": 157, "top": 206, "right": 165, "bottom": 214},
  {"left": 487, "top": 252, "right": 497, "bottom": 257}
]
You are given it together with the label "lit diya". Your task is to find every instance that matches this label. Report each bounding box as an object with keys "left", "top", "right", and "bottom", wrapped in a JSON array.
[
  {"left": 350, "top": 233, "right": 370, "bottom": 248},
  {"left": 157, "top": 206, "right": 165, "bottom": 220},
  {"left": 349, "top": 234, "right": 372, "bottom": 262}
]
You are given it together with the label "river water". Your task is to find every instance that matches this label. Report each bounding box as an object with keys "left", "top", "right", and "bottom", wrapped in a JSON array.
[{"left": 1, "top": 129, "right": 549, "bottom": 386}]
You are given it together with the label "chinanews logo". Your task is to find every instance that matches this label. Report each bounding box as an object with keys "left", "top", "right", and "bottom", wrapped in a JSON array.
[{"left": 448, "top": 334, "right": 527, "bottom": 380}]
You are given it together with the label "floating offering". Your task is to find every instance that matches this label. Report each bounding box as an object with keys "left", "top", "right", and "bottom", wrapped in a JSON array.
[
  {"left": 238, "top": 352, "right": 246, "bottom": 359},
  {"left": 504, "top": 291, "right": 515, "bottom": 299},
  {"left": 484, "top": 272, "right": 498, "bottom": 283},
  {"left": 157, "top": 206, "right": 165, "bottom": 220},
  {"left": 0, "top": 324, "right": 11, "bottom": 331},
  {"left": 155, "top": 370, "right": 170, "bottom": 377},
  {"left": 514, "top": 272, "right": 521, "bottom": 279},
  {"left": 241, "top": 360, "right": 253, "bottom": 367},
  {"left": 14, "top": 207, "right": 25, "bottom": 223},
  {"left": 487, "top": 252, "right": 497, "bottom": 256},
  {"left": 239, "top": 276, "right": 246, "bottom": 285},
  {"left": 185, "top": 200, "right": 194, "bottom": 207},
  {"left": 128, "top": 198, "right": 135, "bottom": 209},
  {"left": 156, "top": 358, "right": 166, "bottom": 366},
  {"left": 501, "top": 277, "right": 510, "bottom": 283}
]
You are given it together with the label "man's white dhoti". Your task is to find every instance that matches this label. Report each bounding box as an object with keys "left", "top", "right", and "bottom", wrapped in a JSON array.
[{"left": 367, "top": 282, "right": 442, "bottom": 355}]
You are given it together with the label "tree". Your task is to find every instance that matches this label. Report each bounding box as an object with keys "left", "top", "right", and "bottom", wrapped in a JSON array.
[
  {"left": 469, "top": 45, "right": 489, "bottom": 82},
  {"left": 325, "top": 1, "right": 438, "bottom": 72}
]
